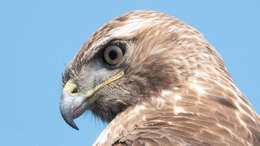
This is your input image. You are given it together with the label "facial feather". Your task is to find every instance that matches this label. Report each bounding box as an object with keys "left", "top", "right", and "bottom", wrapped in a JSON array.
[{"left": 61, "top": 10, "right": 260, "bottom": 145}]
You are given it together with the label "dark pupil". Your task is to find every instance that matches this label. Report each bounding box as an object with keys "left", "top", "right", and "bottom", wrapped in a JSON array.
[{"left": 109, "top": 50, "right": 118, "bottom": 60}]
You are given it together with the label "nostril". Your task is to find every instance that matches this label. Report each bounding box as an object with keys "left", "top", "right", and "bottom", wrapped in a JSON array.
[{"left": 72, "top": 88, "right": 79, "bottom": 94}]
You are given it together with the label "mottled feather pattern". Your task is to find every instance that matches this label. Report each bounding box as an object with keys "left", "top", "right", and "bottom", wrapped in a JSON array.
[
  {"left": 96, "top": 88, "right": 259, "bottom": 146},
  {"left": 63, "top": 10, "right": 260, "bottom": 145}
]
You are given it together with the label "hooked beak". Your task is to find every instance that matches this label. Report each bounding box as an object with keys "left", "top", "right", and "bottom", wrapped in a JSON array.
[{"left": 59, "top": 71, "right": 124, "bottom": 130}]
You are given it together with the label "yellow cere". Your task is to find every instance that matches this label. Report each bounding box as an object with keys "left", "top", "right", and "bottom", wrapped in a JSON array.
[
  {"left": 63, "top": 71, "right": 124, "bottom": 102},
  {"left": 63, "top": 80, "right": 80, "bottom": 96}
]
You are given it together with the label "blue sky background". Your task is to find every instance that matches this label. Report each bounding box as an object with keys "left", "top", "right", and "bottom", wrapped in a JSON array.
[{"left": 1, "top": 0, "right": 259, "bottom": 145}]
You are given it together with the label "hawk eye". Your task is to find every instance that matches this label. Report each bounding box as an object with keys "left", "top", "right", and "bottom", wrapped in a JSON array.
[{"left": 104, "top": 45, "right": 124, "bottom": 65}]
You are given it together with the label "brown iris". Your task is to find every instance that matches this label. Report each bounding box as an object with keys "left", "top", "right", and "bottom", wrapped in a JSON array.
[{"left": 104, "top": 45, "right": 123, "bottom": 65}]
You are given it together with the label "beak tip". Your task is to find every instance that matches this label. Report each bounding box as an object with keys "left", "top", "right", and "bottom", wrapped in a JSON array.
[
  {"left": 61, "top": 112, "right": 80, "bottom": 130},
  {"left": 68, "top": 121, "right": 79, "bottom": 130},
  {"left": 62, "top": 114, "right": 80, "bottom": 130},
  {"left": 60, "top": 101, "right": 80, "bottom": 131}
]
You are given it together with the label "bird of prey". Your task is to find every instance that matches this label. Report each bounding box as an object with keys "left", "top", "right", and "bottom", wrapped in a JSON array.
[{"left": 60, "top": 10, "right": 260, "bottom": 146}]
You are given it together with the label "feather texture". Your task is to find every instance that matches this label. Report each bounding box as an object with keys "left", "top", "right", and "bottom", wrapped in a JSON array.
[{"left": 62, "top": 10, "right": 260, "bottom": 146}]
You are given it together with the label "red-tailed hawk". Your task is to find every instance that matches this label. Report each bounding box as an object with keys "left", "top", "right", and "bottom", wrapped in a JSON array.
[{"left": 60, "top": 10, "right": 260, "bottom": 146}]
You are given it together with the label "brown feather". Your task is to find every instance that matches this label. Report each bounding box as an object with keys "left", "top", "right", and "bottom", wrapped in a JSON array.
[{"left": 63, "top": 10, "right": 260, "bottom": 146}]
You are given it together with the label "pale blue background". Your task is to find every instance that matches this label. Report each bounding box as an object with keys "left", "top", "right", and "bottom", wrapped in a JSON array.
[{"left": 1, "top": 0, "right": 259, "bottom": 146}]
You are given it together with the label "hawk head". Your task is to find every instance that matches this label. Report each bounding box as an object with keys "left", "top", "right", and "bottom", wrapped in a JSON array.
[{"left": 60, "top": 10, "right": 226, "bottom": 130}]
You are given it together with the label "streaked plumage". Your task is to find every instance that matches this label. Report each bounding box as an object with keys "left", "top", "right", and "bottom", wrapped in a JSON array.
[{"left": 60, "top": 10, "right": 260, "bottom": 146}]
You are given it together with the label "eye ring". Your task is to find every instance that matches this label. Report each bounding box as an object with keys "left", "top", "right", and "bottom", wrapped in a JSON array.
[{"left": 104, "top": 45, "right": 124, "bottom": 65}]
